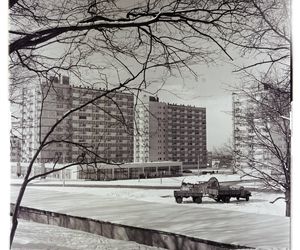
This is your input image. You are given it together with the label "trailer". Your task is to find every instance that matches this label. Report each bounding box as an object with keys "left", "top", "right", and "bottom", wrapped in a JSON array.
[{"left": 174, "top": 177, "right": 251, "bottom": 204}]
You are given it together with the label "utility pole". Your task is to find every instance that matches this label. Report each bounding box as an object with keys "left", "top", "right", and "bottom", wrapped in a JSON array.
[
  {"left": 160, "top": 171, "right": 162, "bottom": 184},
  {"left": 62, "top": 168, "right": 65, "bottom": 187}
]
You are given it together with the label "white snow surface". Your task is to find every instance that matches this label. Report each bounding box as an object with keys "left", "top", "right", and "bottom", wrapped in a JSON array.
[
  {"left": 11, "top": 174, "right": 247, "bottom": 186},
  {"left": 11, "top": 175, "right": 285, "bottom": 250},
  {"left": 10, "top": 174, "right": 288, "bottom": 249},
  {"left": 27, "top": 186, "right": 285, "bottom": 216},
  {"left": 12, "top": 220, "right": 166, "bottom": 250},
  {"left": 11, "top": 174, "right": 285, "bottom": 216}
]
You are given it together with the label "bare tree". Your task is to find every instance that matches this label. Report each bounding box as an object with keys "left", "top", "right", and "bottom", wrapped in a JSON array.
[
  {"left": 212, "top": 142, "right": 234, "bottom": 169},
  {"left": 227, "top": 0, "right": 291, "bottom": 83},
  {"left": 9, "top": 0, "right": 251, "bottom": 247},
  {"left": 228, "top": 0, "right": 291, "bottom": 217},
  {"left": 233, "top": 85, "right": 291, "bottom": 216}
]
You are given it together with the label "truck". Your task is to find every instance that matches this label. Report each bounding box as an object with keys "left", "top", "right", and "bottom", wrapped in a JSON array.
[{"left": 174, "top": 177, "right": 251, "bottom": 204}]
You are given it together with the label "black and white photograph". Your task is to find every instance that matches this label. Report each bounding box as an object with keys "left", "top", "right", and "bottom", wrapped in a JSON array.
[{"left": 2, "top": 0, "right": 297, "bottom": 249}]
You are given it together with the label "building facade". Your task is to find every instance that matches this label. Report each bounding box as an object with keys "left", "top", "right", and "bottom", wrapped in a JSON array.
[
  {"left": 135, "top": 95, "right": 207, "bottom": 168},
  {"left": 20, "top": 75, "right": 134, "bottom": 164},
  {"left": 232, "top": 91, "right": 288, "bottom": 173},
  {"left": 78, "top": 161, "right": 183, "bottom": 181},
  {"left": 233, "top": 92, "right": 267, "bottom": 171}
]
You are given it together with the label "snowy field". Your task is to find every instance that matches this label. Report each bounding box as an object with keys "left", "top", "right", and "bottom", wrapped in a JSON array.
[
  {"left": 12, "top": 220, "right": 166, "bottom": 250},
  {"left": 10, "top": 185, "right": 288, "bottom": 249},
  {"left": 27, "top": 185, "right": 285, "bottom": 216},
  {"left": 11, "top": 173, "right": 252, "bottom": 187},
  {"left": 10, "top": 174, "right": 288, "bottom": 249},
  {"left": 11, "top": 174, "right": 285, "bottom": 216}
]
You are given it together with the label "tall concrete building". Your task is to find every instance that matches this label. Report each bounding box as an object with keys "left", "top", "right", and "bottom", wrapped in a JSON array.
[
  {"left": 232, "top": 91, "right": 288, "bottom": 173},
  {"left": 232, "top": 91, "right": 269, "bottom": 170},
  {"left": 135, "top": 95, "right": 207, "bottom": 168},
  {"left": 20, "top": 75, "right": 134, "bottom": 164}
]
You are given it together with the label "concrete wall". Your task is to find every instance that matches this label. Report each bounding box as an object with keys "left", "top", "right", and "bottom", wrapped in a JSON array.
[{"left": 11, "top": 204, "right": 252, "bottom": 250}]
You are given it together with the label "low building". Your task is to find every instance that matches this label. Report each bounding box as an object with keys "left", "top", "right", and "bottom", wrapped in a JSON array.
[
  {"left": 10, "top": 135, "right": 21, "bottom": 164},
  {"left": 11, "top": 161, "right": 182, "bottom": 181},
  {"left": 78, "top": 161, "right": 183, "bottom": 180},
  {"left": 10, "top": 162, "right": 78, "bottom": 179}
]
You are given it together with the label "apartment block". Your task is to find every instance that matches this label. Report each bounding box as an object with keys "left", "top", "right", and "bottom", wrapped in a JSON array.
[
  {"left": 135, "top": 95, "right": 207, "bottom": 168},
  {"left": 20, "top": 75, "right": 134, "bottom": 164},
  {"left": 232, "top": 91, "right": 287, "bottom": 172}
]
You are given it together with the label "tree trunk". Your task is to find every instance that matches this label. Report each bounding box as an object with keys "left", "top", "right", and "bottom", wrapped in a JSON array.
[
  {"left": 10, "top": 162, "right": 33, "bottom": 248},
  {"left": 10, "top": 181, "right": 27, "bottom": 248},
  {"left": 285, "top": 189, "right": 290, "bottom": 217}
]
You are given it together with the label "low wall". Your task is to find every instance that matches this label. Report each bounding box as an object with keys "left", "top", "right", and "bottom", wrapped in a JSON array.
[{"left": 11, "top": 204, "right": 252, "bottom": 250}]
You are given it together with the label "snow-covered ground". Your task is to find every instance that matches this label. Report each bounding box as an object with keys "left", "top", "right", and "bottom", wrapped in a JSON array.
[
  {"left": 11, "top": 173, "right": 250, "bottom": 187},
  {"left": 10, "top": 174, "right": 288, "bottom": 249},
  {"left": 11, "top": 174, "right": 285, "bottom": 216},
  {"left": 10, "top": 183, "right": 289, "bottom": 249},
  {"left": 29, "top": 186, "right": 285, "bottom": 216},
  {"left": 12, "top": 220, "right": 166, "bottom": 250}
]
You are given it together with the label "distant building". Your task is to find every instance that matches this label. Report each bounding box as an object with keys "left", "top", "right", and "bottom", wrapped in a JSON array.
[
  {"left": 19, "top": 75, "right": 134, "bottom": 164},
  {"left": 10, "top": 161, "right": 182, "bottom": 180},
  {"left": 135, "top": 95, "right": 207, "bottom": 168},
  {"left": 232, "top": 91, "right": 287, "bottom": 173},
  {"left": 211, "top": 160, "right": 220, "bottom": 169},
  {"left": 210, "top": 154, "right": 233, "bottom": 169},
  {"left": 78, "top": 161, "right": 183, "bottom": 180},
  {"left": 206, "top": 151, "right": 212, "bottom": 167},
  {"left": 233, "top": 91, "right": 267, "bottom": 171}
]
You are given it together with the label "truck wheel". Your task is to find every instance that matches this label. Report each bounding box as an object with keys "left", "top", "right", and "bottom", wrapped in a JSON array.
[
  {"left": 176, "top": 197, "right": 183, "bottom": 204},
  {"left": 195, "top": 197, "right": 202, "bottom": 204},
  {"left": 192, "top": 197, "right": 196, "bottom": 203},
  {"left": 224, "top": 197, "right": 230, "bottom": 203},
  {"left": 215, "top": 197, "right": 221, "bottom": 202},
  {"left": 236, "top": 196, "right": 240, "bottom": 201},
  {"left": 246, "top": 196, "right": 250, "bottom": 201},
  {"left": 221, "top": 197, "right": 226, "bottom": 202}
]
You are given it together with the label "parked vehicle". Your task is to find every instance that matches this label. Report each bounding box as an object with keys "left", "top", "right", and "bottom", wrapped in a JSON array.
[{"left": 174, "top": 177, "right": 251, "bottom": 204}]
